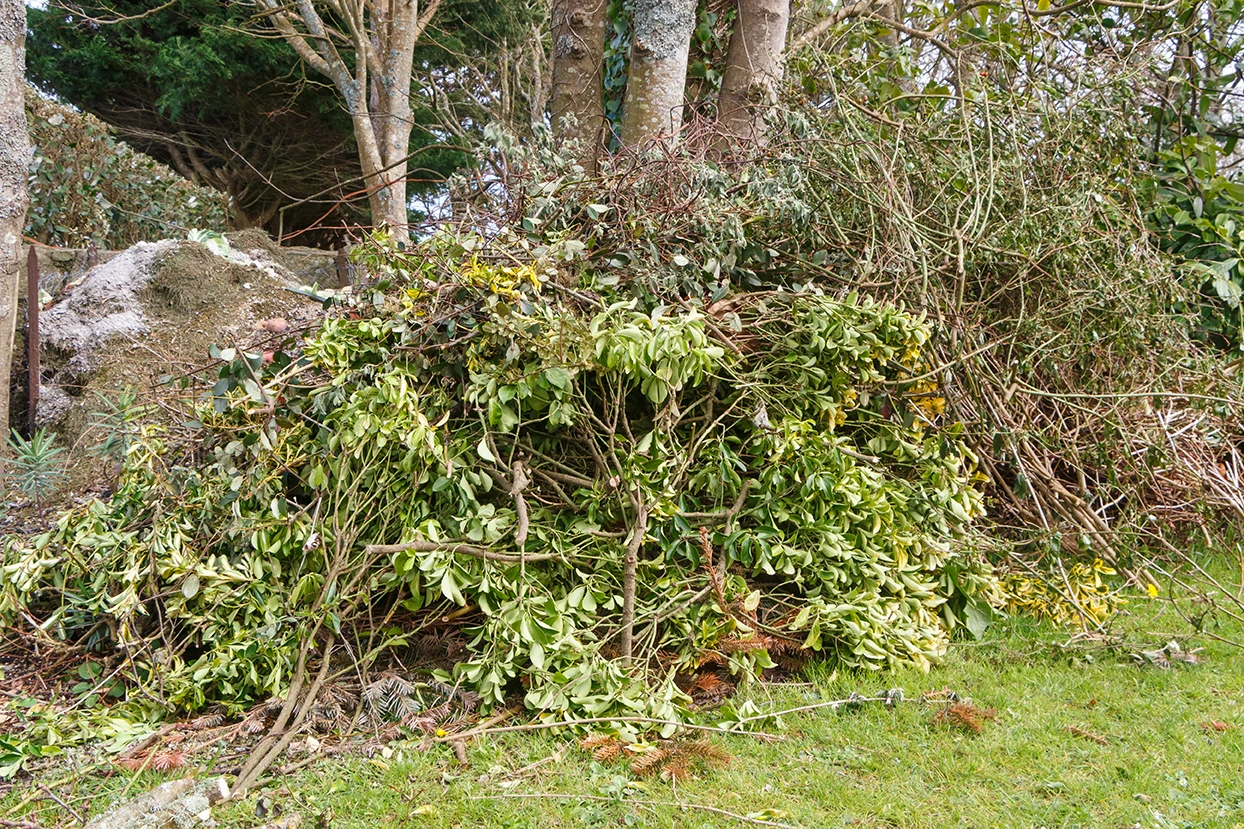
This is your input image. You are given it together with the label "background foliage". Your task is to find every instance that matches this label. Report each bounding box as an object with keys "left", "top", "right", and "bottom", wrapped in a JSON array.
[
  {"left": 25, "top": 0, "right": 538, "bottom": 239},
  {"left": 25, "top": 92, "right": 228, "bottom": 248}
]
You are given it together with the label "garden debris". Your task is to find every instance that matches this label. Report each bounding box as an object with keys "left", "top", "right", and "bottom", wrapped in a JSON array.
[
  {"left": 999, "top": 558, "right": 1124, "bottom": 628},
  {"left": 579, "top": 734, "right": 732, "bottom": 782},
  {"left": 83, "top": 777, "right": 228, "bottom": 829},
  {"left": 3, "top": 260, "right": 999, "bottom": 730},
  {"left": 1065, "top": 725, "right": 1109, "bottom": 745},
  {"left": 1134, "top": 641, "right": 1204, "bottom": 669},
  {"left": 25, "top": 236, "right": 324, "bottom": 472},
  {"left": 933, "top": 702, "right": 997, "bottom": 734}
]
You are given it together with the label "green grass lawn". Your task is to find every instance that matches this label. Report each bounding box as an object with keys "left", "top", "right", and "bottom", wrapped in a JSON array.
[{"left": 9, "top": 585, "right": 1244, "bottom": 829}]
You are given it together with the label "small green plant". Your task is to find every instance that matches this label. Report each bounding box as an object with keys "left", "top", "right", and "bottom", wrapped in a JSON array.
[
  {"left": 88, "top": 389, "right": 148, "bottom": 465},
  {"left": 0, "top": 734, "right": 60, "bottom": 780},
  {"left": 6, "top": 429, "right": 67, "bottom": 512}
]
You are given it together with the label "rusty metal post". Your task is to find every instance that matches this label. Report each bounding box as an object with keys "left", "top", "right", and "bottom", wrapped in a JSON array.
[
  {"left": 87, "top": 240, "right": 98, "bottom": 269},
  {"left": 336, "top": 247, "right": 350, "bottom": 289},
  {"left": 26, "top": 247, "right": 39, "bottom": 432}
]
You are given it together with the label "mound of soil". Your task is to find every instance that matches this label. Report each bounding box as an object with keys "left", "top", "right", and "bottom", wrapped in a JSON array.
[{"left": 32, "top": 238, "right": 326, "bottom": 473}]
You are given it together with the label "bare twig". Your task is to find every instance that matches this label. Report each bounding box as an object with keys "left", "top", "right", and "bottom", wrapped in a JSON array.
[{"left": 363, "top": 540, "right": 562, "bottom": 564}]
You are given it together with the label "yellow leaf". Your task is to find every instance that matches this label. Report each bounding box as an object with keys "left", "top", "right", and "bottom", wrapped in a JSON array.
[{"left": 1146, "top": 583, "right": 1159, "bottom": 598}]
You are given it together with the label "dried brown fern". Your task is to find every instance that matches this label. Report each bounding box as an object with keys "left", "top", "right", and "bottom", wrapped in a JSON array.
[
  {"left": 683, "top": 737, "right": 732, "bottom": 767},
  {"left": 661, "top": 752, "right": 692, "bottom": 781},
  {"left": 116, "top": 749, "right": 187, "bottom": 771},
  {"left": 187, "top": 712, "right": 225, "bottom": 730},
  {"left": 688, "top": 672, "right": 735, "bottom": 704},
  {"left": 629, "top": 746, "right": 673, "bottom": 777},
  {"left": 630, "top": 738, "right": 733, "bottom": 780},
  {"left": 934, "top": 702, "right": 997, "bottom": 734},
  {"left": 580, "top": 734, "right": 625, "bottom": 763}
]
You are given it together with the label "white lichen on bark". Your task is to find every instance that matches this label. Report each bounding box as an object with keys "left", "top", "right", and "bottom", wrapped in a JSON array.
[{"left": 620, "top": 0, "right": 697, "bottom": 146}]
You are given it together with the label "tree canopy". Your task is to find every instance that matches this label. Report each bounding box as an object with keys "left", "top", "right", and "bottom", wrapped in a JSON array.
[{"left": 26, "top": 0, "right": 536, "bottom": 241}]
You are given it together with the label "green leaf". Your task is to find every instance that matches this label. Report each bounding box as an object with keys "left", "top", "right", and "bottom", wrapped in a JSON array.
[
  {"left": 242, "top": 378, "right": 265, "bottom": 403},
  {"left": 964, "top": 602, "right": 994, "bottom": 640},
  {"left": 544, "top": 366, "right": 571, "bottom": 390},
  {"left": 441, "top": 570, "right": 465, "bottom": 605}
]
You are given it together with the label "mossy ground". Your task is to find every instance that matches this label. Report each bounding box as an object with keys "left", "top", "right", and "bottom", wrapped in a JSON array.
[{"left": 6, "top": 559, "right": 1242, "bottom": 829}]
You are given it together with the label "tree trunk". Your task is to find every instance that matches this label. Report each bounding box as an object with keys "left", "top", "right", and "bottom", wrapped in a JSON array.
[
  {"left": 353, "top": 108, "right": 407, "bottom": 233},
  {"left": 880, "top": 0, "right": 901, "bottom": 50},
  {"left": 0, "top": 0, "right": 31, "bottom": 437},
  {"left": 619, "top": 0, "right": 697, "bottom": 147},
  {"left": 256, "top": 0, "right": 436, "bottom": 235},
  {"left": 551, "top": 0, "right": 608, "bottom": 167},
  {"left": 716, "top": 0, "right": 791, "bottom": 146},
  {"left": 370, "top": 0, "right": 422, "bottom": 232}
]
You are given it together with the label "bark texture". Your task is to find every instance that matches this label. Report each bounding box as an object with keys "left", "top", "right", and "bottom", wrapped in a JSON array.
[
  {"left": 619, "top": 0, "right": 697, "bottom": 146},
  {"left": 0, "top": 0, "right": 31, "bottom": 436},
  {"left": 550, "top": 0, "right": 608, "bottom": 166},
  {"left": 256, "top": 0, "right": 441, "bottom": 233},
  {"left": 717, "top": 0, "right": 791, "bottom": 145}
]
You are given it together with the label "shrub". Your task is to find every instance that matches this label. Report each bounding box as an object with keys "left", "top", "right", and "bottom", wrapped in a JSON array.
[{"left": 24, "top": 91, "right": 228, "bottom": 248}]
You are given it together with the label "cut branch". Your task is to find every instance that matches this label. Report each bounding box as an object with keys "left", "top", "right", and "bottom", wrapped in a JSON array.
[{"left": 364, "top": 540, "right": 562, "bottom": 563}]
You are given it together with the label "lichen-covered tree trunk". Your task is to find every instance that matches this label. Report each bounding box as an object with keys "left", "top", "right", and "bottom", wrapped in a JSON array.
[
  {"left": 0, "top": 0, "right": 31, "bottom": 436},
  {"left": 619, "top": 0, "right": 697, "bottom": 146},
  {"left": 717, "top": 0, "right": 791, "bottom": 146},
  {"left": 551, "top": 0, "right": 608, "bottom": 167}
]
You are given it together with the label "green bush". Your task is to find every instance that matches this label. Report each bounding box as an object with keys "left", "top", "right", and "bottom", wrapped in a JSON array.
[
  {"left": 1145, "top": 136, "right": 1244, "bottom": 353},
  {"left": 25, "top": 91, "right": 228, "bottom": 248}
]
